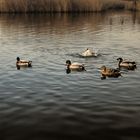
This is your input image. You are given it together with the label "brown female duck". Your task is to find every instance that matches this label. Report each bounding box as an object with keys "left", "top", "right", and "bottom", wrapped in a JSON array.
[{"left": 100, "top": 66, "right": 121, "bottom": 78}]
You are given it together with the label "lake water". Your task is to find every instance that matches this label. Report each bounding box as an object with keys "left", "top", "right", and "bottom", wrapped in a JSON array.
[{"left": 0, "top": 11, "right": 140, "bottom": 140}]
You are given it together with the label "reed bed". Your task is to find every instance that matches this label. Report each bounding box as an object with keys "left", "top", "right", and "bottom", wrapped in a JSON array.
[{"left": 0, "top": 0, "right": 139, "bottom": 13}]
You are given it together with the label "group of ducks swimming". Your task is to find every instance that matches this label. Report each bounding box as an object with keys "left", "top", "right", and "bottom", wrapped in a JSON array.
[
  {"left": 16, "top": 48, "right": 137, "bottom": 79},
  {"left": 65, "top": 48, "right": 137, "bottom": 79}
]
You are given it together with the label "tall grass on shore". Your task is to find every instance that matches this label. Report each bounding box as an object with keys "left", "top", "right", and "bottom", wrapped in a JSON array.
[{"left": 0, "top": 0, "right": 139, "bottom": 13}]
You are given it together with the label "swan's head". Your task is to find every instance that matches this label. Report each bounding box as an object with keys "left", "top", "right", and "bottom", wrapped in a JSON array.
[{"left": 17, "top": 57, "right": 20, "bottom": 61}]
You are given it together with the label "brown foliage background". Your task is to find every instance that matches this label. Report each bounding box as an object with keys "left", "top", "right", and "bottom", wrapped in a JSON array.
[{"left": 0, "top": 0, "right": 139, "bottom": 13}]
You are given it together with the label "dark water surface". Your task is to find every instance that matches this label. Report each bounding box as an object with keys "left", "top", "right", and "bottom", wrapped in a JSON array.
[{"left": 0, "top": 11, "right": 140, "bottom": 140}]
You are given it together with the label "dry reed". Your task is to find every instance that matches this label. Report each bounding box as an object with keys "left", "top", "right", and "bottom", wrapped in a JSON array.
[{"left": 0, "top": 0, "right": 139, "bottom": 13}]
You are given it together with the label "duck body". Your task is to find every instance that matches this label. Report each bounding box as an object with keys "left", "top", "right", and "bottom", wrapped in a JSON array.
[
  {"left": 66, "top": 60, "right": 85, "bottom": 71},
  {"left": 117, "top": 58, "right": 136, "bottom": 70},
  {"left": 81, "top": 48, "right": 97, "bottom": 57},
  {"left": 100, "top": 66, "right": 121, "bottom": 78},
  {"left": 16, "top": 57, "right": 32, "bottom": 67}
]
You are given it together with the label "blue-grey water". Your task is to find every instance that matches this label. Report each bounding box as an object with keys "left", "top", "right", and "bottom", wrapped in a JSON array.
[{"left": 0, "top": 11, "right": 140, "bottom": 140}]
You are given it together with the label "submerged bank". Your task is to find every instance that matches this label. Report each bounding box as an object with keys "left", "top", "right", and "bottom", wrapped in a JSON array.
[{"left": 0, "top": 0, "right": 140, "bottom": 13}]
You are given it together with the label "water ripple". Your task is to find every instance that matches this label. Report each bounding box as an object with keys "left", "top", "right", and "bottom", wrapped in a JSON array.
[{"left": 0, "top": 12, "right": 140, "bottom": 140}]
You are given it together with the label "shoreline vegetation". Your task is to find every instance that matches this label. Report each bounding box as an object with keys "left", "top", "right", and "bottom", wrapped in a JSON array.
[{"left": 0, "top": 0, "right": 140, "bottom": 13}]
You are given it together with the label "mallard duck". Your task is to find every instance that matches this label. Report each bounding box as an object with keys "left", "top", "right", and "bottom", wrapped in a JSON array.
[
  {"left": 81, "top": 48, "right": 97, "bottom": 57},
  {"left": 117, "top": 57, "right": 136, "bottom": 70},
  {"left": 66, "top": 60, "right": 85, "bottom": 71},
  {"left": 16, "top": 57, "right": 32, "bottom": 67},
  {"left": 100, "top": 66, "right": 121, "bottom": 78}
]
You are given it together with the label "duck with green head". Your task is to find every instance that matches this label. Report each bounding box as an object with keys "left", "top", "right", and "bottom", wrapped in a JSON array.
[
  {"left": 117, "top": 57, "right": 136, "bottom": 70},
  {"left": 66, "top": 60, "right": 85, "bottom": 72},
  {"left": 16, "top": 57, "right": 32, "bottom": 68}
]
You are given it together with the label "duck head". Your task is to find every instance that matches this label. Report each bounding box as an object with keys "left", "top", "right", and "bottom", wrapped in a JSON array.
[
  {"left": 100, "top": 66, "right": 106, "bottom": 72},
  {"left": 17, "top": 57, "right": 20, "bottom": 61},
  {"left": 66, "top": 60, "right": 71, "bottom": 68},
  {"left": 117, "top": 57, "right": 123, "bottom": 62}
]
